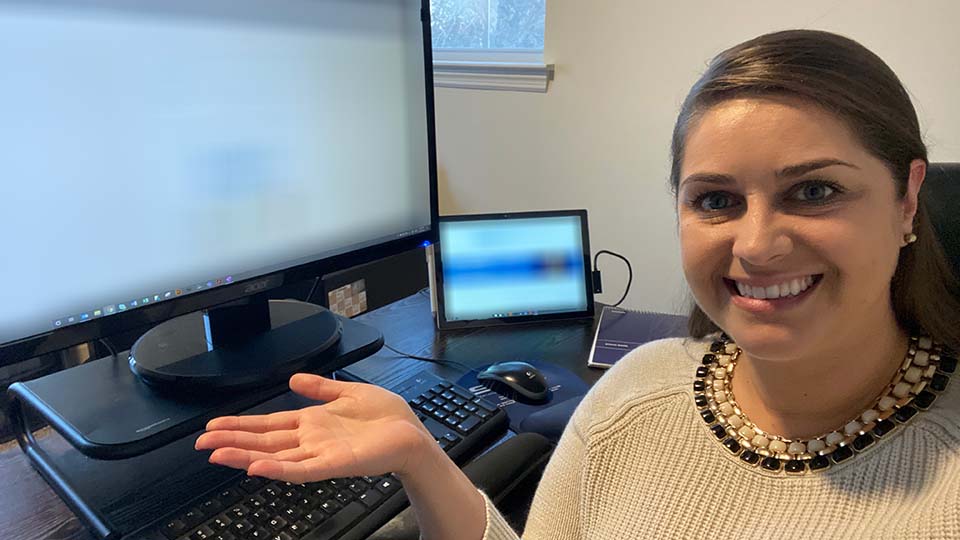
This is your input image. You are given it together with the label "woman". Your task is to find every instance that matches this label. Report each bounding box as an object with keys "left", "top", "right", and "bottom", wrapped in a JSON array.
[{"left": 195, "top": 30, "right": 960, "bottom": 538}]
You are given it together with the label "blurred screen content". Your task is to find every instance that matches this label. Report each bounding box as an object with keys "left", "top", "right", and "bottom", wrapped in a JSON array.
[{"left": 439, "top": 216, "right": 588, "bottom": 322}]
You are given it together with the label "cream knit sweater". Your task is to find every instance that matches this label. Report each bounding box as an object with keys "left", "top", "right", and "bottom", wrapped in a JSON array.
[{"left": 481, "top": 337, "right": 960, "bottom": 540}]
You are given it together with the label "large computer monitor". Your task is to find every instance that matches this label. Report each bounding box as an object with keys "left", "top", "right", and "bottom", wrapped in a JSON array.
[{"left": 0, "top": 0, "right": 438, "bottom": 387}]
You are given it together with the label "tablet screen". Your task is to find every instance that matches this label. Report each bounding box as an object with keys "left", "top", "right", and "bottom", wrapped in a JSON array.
[{"left": 436, "top": 211, "right": 593, "bottom": 327}]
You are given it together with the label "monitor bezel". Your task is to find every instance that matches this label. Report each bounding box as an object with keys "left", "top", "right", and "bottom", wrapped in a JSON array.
[
  {"left": 434, "top": 209, "right": 596, "bottom": 331},
  {"left": 0, "top": 0, "right": 439, "bottom": 367}
]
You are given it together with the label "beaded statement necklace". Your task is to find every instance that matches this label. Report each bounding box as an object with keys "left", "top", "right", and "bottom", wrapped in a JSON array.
[{"left": 694, "top": 335, "right": 957, "bottom": 474}]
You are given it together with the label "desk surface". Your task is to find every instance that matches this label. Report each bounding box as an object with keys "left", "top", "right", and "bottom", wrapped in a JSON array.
[{"left": 0, "top": 292, "right": 604, "bottom": 540}]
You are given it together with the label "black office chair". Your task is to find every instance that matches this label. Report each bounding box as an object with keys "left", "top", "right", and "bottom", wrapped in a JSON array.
[{"left": 922, "top": 162, "right": 960, "bottom": 275}]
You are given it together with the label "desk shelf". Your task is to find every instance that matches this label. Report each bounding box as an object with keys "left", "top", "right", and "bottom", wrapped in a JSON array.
[{"left": 6, "top": 314, "right": 383, "bottom": 539}]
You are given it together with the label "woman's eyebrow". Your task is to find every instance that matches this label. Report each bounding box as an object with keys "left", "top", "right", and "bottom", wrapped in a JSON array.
[
  {"left": 680, "top": 158, "right": 860, "bottom": 189},
  {"left": 776, "top": 158, "right": 859, "bottom": 178},
  {"left": 679, "top": 173, "right": 735, "bottom": 190}
]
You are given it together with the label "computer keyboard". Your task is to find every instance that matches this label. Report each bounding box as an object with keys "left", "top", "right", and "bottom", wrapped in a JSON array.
[{"left": 138, "top": 370, "right": 508, "bottom": 540}]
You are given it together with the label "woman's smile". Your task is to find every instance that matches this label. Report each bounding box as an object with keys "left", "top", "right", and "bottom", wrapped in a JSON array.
[{"left": 724, "top": 274, "right": 824, "bottom": 314}]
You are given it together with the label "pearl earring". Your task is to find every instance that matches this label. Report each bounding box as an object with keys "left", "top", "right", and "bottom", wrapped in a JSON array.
[{"left": 904, "top": 232, "right": 918, "bottom": 245}]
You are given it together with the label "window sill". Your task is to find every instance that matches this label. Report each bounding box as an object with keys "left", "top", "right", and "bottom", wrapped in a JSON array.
[{"left": 432, "top": 61, "right": 555, "bottom": 93}]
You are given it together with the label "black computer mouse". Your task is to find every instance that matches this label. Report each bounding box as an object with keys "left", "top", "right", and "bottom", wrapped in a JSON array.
[{"left": 477, "top": 361, "right": 551, "bottom": 404}]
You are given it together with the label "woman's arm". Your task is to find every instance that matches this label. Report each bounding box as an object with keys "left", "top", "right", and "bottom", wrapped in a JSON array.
[{"left": 397, "top": 432, "right": 488, "bottom": 540}]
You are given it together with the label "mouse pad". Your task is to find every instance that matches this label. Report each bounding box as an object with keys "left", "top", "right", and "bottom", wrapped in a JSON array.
[{"left": 457, "top": 361, "right": 590, "bottom": 432}]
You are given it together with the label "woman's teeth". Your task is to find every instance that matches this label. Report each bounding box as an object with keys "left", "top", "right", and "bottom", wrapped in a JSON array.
[{"left": 735, "top": 276, "right": 815, "bottom": 300}]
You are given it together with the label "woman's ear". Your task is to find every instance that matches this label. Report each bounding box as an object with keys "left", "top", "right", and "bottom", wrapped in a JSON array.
[{"left": 901, "top": 159, "right": 926, "bottom": 235}]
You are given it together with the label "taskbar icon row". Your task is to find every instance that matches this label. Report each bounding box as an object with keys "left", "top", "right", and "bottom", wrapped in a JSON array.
[
  {"left": 52, "top": 275, "right": 235, "bottom": 329},
  {"left": 491, "top": 310, "right": 539, "bottom": 318}
]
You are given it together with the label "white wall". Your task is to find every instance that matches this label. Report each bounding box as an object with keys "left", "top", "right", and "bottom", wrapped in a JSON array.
[{"left": 433, "top": 0, "right": 960, "bottom": 314}]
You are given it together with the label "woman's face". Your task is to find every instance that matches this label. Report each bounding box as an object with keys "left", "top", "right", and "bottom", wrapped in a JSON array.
[{"left": 677, "top": 97, "right": 922, "bottom": 360}]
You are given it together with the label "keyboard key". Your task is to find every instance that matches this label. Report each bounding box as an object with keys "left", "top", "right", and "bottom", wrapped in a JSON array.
[
  {"left": 304, "top": 511, "right": 325, "bottom": 525},
  {"left": 231, "top": 519, "right": 254, "bottom": 535},
  {"left": 452, "top": 397, "right": 467, "bottom": 406},
  {"left": 210, "top": 515, "right": 233, "bottom": 530},
  {"left": 270, "top": 533, "right": 295, "bottom": 540},
  {"left": 211, "top": 534, "right": 236, "bottom": 540},
  {"left": 200, "top": 499, "right": 223, "bottom": 515},
  {"left": 443, "top": 432, "right": 460, "bottom": 444},
  {"left": 267, "top": 516, "right": 288, "bottom": 531},
  {"left": 227, "top": 504, "right": 249, "bottom": 520},
  {"left": 472, "top": 397, "right": 498, "bottom": 413},
  {"left": 444, "top": 416, "right": 459, "bottom": 428},
  {"left": 191, "top": 525, "right": 217, "bottom": 540},
  {"left": 441, "top": 391, "right": 455, "bottom": 400},
  {"left": 375, "top": 478, "right": 399, "bottom": 495},
  {"left": 347, "top": 481, "right": 366, "bottom": 494},
  {"left": 182, "top": 508, "right": 206, "bottom": 528},
  {"left": 289, "top": 520, "right": 312, "bottom": 537},
  {"left": 240, "top": 477, "right": 266, "bottom": 493},
  {"left": 162, "top": 519, "right": 188, "bottom": 540},
  {"left": 320, "top": 499, "right": 342, "bottom": 514},
  {"left": 420, "top": 403, "right": 436, "bottom": 413},
  {"left": 457, "top": 416, "right": 482, "bottom": 433},
  {"left": 249, "top": 527, "right": 271, "bottom": 539},
  {"left": 452, "top": 387, "right": 475, "bottom": 400},
  {"left": 217, "top": 488, "right": 244, "bottom": 506},
  {"left": 357, "top": 489, "right": 383, "bottom": 508}
]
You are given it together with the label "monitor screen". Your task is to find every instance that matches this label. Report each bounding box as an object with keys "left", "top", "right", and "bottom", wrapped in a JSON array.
[
  {"left": 437, "top": 212, "right": 592, "bottom": 325},
  {"left": 0, "top": 0, "right": 433, "bottom": 350}
]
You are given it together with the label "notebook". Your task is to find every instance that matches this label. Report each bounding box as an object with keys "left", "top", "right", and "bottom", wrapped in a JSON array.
[{"left": 587, "top": 306, "right": 688, "bottom": 369}]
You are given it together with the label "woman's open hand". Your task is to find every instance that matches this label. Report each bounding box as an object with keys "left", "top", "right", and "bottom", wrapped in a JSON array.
[{"left": 195, "top": 374, "right": 433, "bottom": 484}]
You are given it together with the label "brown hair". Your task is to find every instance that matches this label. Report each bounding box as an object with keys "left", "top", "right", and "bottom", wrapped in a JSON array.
[{"left": 670, "top": 29, "right": 960, "bottom": 351}]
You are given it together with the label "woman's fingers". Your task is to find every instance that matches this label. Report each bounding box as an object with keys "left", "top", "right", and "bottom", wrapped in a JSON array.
[
  {"left": 196, "top": 429, "right": 300, "bottom": 452},
  {"left": 205, "top": 410, "right": 299, "bottom": 433},
  {"left": 247, "top": 455, "right": 345, "bottom": 484},
  {"left": 289, "top": 373, "right": 354, "bottom": 403},
  {"left": 209, "top": 447, "right": 311, "bottom": 470}
]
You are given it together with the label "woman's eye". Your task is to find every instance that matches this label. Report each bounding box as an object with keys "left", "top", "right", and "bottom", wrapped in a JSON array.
[
  {"left": 792, "top": 181, "right": 838, "bottom": 202},
  {"left": 697, "top": 192, "right": 736, "bottom": 211}
]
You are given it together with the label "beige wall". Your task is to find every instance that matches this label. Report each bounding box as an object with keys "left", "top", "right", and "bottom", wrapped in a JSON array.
[{"left": 433, "top": 0, "right": 960, "bottom": 313}]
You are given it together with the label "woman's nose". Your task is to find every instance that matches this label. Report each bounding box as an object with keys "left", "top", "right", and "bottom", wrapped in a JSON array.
[{"left": 730, "top": 205, "right": 793, "bottom": 267}]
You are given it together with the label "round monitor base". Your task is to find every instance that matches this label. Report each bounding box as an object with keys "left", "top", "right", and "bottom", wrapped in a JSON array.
[{"left": 129, "top": 299, "right": 341, "bottom": 393}]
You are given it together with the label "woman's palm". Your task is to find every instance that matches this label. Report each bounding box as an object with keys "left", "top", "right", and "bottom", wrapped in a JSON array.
[{"left": 195, "top": 374, "right": 430, "bottom": 484}]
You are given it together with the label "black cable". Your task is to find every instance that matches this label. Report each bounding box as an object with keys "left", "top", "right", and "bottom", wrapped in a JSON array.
[
  {"left": 98, "top": 338, "right": 117, "bottom": 360},
  {"left": 593, "top": 250, "right": 633, "bottom": 307},
  {"left": 304, "top": 276, "right": 322, "bottom": 304},
  {"left": 382, "top": 343, "right": 479, "bottom": 375}
]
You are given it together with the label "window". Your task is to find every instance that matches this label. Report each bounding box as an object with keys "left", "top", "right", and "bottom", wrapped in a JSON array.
[
  {"left": 431, "top": 0, "right": 544, "bottom": 51},
  {"left": 430, "top": 0, "right": 553, "bottom": 92}
]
